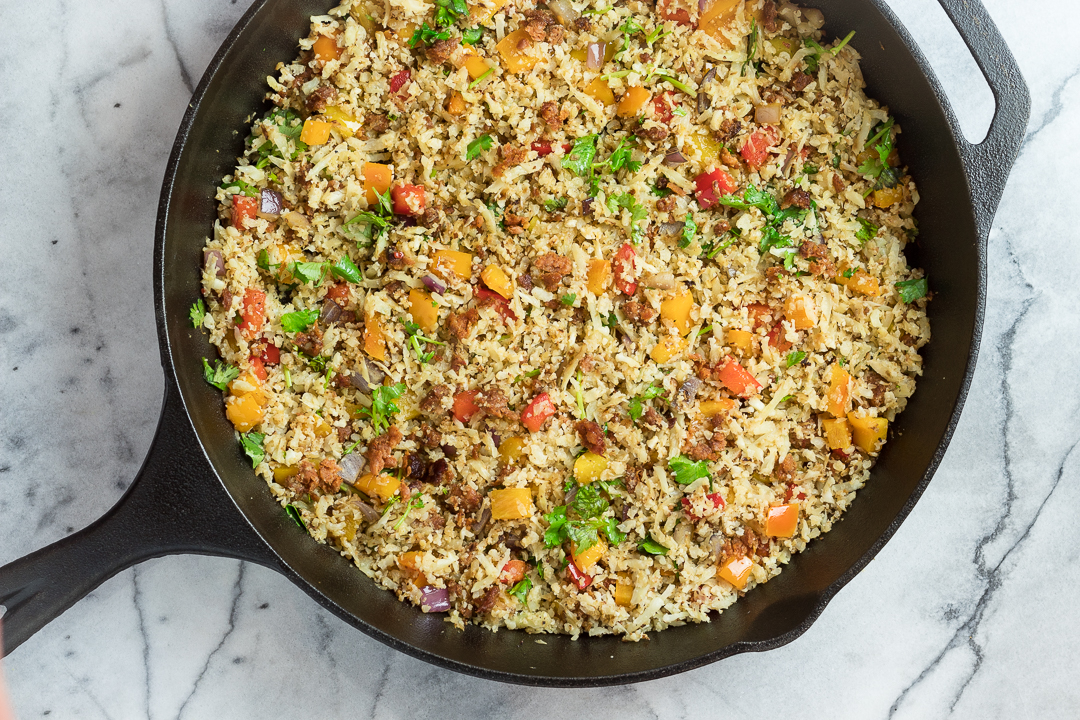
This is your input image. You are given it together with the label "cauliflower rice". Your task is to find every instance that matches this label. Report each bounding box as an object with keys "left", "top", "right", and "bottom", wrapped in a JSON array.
[{"left": 196, "top": 0, "right": 930, "bottom": 640}]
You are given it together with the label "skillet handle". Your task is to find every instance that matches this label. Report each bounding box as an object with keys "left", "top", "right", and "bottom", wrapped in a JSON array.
[
  {"left": 934, "top": 0, "right": 1030, "bottom": 238},
  {"left": 0, "top": 383, "right": 279, "bottom": 655}
]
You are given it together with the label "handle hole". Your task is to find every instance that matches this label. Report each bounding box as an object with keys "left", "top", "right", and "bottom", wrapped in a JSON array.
[{"left": 886, "top": 0, "right": 995, "bottom": 143}]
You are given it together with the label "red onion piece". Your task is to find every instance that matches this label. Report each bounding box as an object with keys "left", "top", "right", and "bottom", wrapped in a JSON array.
[
  {"left": 260, "top": 188, "right": 284, "bottom": 216},
  {"left": 565, "top": 484, "right": 579, "bottom": 505},
  {"left": 203, "top": 250, "right": 225, "bottom": 277},
  {"left": 582, "top": 197, "right": 595, "bottom": 215},
  {"left": 490, "top": 431, "right": 502, "bottom": 448},
  {"left": 320, "top": 299, "right": 343, "bottom": 324},
  {"left": 702, "top": 66, "right": 716, "bottom": 85},
  {"left": 420, "top": 586, "right": 451, "bottom": 613},
  {"left": 698, "top": 0, "right": 707, "bottom": 12},
  {"left": 422, "top": 275, "right": 446, "bottom": 295},
  {"left": 348, "top": 359, "right": 385, "bottom": 393},
  {"left": 586, "top": 42, "right": 606, "bottom": 70},
  {"left": 546, "top": 0, "right": 579, "bottom": 26},
  {"left": 662, "top": 151, "right": 687, "bottom": 166},
  {"left": 339, "top": 453, "right": 364, "bottom": 483},
  {"left": 660, "top": 222, "right": 684, "bottom": 235},
  {"left": 471, "top": 506, "right": 491, "bottom": 535},
  {"left": 354, "top": 499, "right": 380, "bottom": 523}
]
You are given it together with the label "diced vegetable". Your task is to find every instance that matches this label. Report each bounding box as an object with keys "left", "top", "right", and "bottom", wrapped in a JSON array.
[
  {"left": 247, "top": 357, "right": 267, "bottom": 383},
  {"left": 225, "top": 394, "right": 264, "bottom": 432},
  {"left": 363, "top": 313, "right": 388, "bottom": 362},
  {"left": 521, "top": 392, "right": 556, "bottom": 433},
  {"left": 825, "top": 363, "right": 852, "bottom": 417},
  {"left": 614, "top": 580, "right": 634, "bottom": 607},
  {"left": 496, "top": 29, "right": 538, "bottom": 73},
  {"left": 389, "top": 69, "right": 411, "bottom": 93},
  {"left": 501, "top": 559, "right": 528, "bottom": 584},
  {"left": 717, "top": 358, "right": 761, "bottom": 397},
  {"left": 447, "top": 91, "right": 467, "bottom": 116},
  {"left": 583, "top": 78, "right": 615, "bottom": 106},
  {"left": 657, "top": 0, "right": 694, "bottom": 25},
  {"left": 475, "top": 286, "right": 517, "bottom": 322},
  {"left": 766, "top": 323, "right": 793, "bottom": 353},
  {"left": 391, "top": 184, "right": 426, "bottom": 216},
  {"left": 746, "top": 302, "right": 772, "bottom": 329},
  {"left": 616, "top": 86, "right": 651, "bottom": 117},
  {"left": 489, "top": 487, "right": 535, "bottom": 519},
  {"left": 312, "top": 33, "right": 342, "bottom": 63},
  {"left": 836, "top": 267, "right": 880, "bottom": 296},
  {"left": 398, "top": 551, "right": 424, "bottom": 572},
  {"left": 322, "top": 105, "right": 361, "bottom": 137},
  {"left": 531, "top": 140, "right": 553, "bottom": 157},
  {"left": 273, "top": 466, "right": 298, "bottom": 484},
  {"left": 461, "top": 50, "right": 491, "bottom": 80},
  {"left": 586, "top": 259, "right": 612, "bottom": 294},
  {"left": 231, "top": 194, "right": 258, "bottom": 230},
  {"left": 698, "top": 0, "right": 746, "bottom": 43},
  {"left": 754, "top": 103, "right": 782, "bottom": 125},
  {"left": 572, "top": 538, "right": 607, "bottom": 572},
  {"left": 314, "top": 418, "right": 333, "bottom": 437},
  {"left": 612, "top": 243, "right": 637, "bottom": 295},
  {"left": 650, "top": 334, "right": 687, "bottom": 363},
  {"left": 300, "top": 116, "right": 332, "bottom": 145},
  {"left": 480, "top": 265, "right": 514, "bottom": 299},
  {"left": 408, "top": 288, "right": 439, "bottom": 333},
  {"left": 420, "top": 586, "right": 450, "bottom": 613},
  {"left": 740, "top": 127, "right": 779, "bottom": 168},
  {"left": 848, "top": 412, "right": 888, "bottom": 452},
  {"left": 660, "top": 290, "right": 694, "bottom": 336},
  {"left": 765, "top": 503, "right": 799, "bottom": 538},
  {"left": 431, "top": 249, "right": 473, "bottom": 281},
  {"left": 694, "top": 168, "right": 737, "bottom": 209},
  {"left": 239, "top": 288, "right": 266, "bottom": 340},
  {"left": 470, "top": 0, "right": 509, "bottom": 25},
  {"left": 651, "top": 91, "right": 675, "bottom": 123},
  {"left": 567, "top": 561, "right": 592, "bottom": 590},
  {"left": 700, "top": 398, "right": 736, "bottom": 417},
  {"left": 684, "top": 131, "right": 722, "bottom": 165},
  {"left": 821, "top": 417, "right": 853, "bottom": 450},
  {"left": 452, "top": 390, "right": 481, "bottom": 423},
  {"left": 717, "top": 555, "right": 754, "bottom": 590},
  {"left": 363, "top": 162, "right": 393, "bottom": 205},
  {"left": 726, "top": 329, "right": 753, "bottom": 353},
  {"left": 872, "top": 186, "right": 903, "bottom": 208},
  {"left": 783, "top": 294, "right": 818, "bottom": 330},
  {"left": 574, "top": 452, "right": 609, "bottom": 484},
  {"left": 354, "top": 472, "right": 401, "bottom": 502},
  {"left": 498, "top": 436, "right": 526, "bottom": 464}
]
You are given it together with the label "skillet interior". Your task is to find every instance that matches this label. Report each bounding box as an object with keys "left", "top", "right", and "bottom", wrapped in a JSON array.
[{"left": 160, "top": 0, "right": 981, "bottom": 684}]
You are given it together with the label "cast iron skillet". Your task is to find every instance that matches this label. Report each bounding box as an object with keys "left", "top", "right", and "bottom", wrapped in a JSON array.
[{"left": 0, "top": 0, "right": 1028, "bottom": 685}]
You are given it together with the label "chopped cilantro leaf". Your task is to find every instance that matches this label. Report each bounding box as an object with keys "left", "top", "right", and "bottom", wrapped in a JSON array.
[
  {"left": 360, "top": 382, "right": 407, "bottom": 434},
  {"left": 285, "top": 504, "right": 306, "bottom": 529},
  {"left": 638, "top": 537, "right": 668, "bottom": 555},
  {"left": 856, "top": 218, "right": 880, "bottom": 243},
  {"left": 896, "top": 277, "right": 928, "bottom": 303},
  {"left": 409, "top": 22, "right": 451, "bottom": 47},
  {"left": 189, "top": 299, "right": 206, "bottom": 328},
  {"left": 281, "top": 309, "right": 319, "bottom": 333},
  {"left": 680, "top": 212, "right": 697, "bottom": 249},
  {"left": 462, "top": 26, "right": 483, "bottom": 45},
  {"left": 842, "top": 267, "right": 857, "bottom": 279},
  {"left": 786, "top": 350, "right": 807, "bottom": 368},
  {"left": 330, "top": 255, "right": 361, "bottom": 283},
  {"left": 466, "top": 134, "right": 493, "bottom": 162},
  {"left": 607, "top": 192, "right": 648, "bottom": 244},
  {"left": 562, "top": 134, "right": 598, "bottom": 177},
  {"left": 433, "top": 0, "right": 468, "bottom": 27},
  {"left": 290, "top": 261, "right": 329, "bottom": 285},
  {"left": 544, "top": 197, "right": 569, "bottom": 212},
  {"left": 669, "top": 454, "right": 710, "bottom": 486},
  {"left": 601, "top": 136, "right": 641, "bottom": 174},
  {"left": 615, "top": 17, "right": 643, "bottom": 58},
  {"left": 201, "top": 358, "right": 239, "bottom": 390},
  {"left": 509, "top": 577, "right": 532, "bottom": 604},
  {"left": 240, "top": 431, "right": 265, "bottom": 468},
  {"left": 560, "top": 293, "right": 577, "bottom": 307},
  {"left": 603, "top": 312, "right": 618, "bottom": 328},
  {"left": 858, "top": 118, "right": 899, "bottom": 189},
  {"left": 628, "top": 382, "right": 665, "bottom": 423},
  {"left": 572, "top": 483, "right": 608, "bottom": 519}
]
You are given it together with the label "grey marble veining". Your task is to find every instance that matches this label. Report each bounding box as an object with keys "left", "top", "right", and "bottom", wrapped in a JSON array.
[{"left": 2, "top": 0, "right": 1078, "bottom": 717}]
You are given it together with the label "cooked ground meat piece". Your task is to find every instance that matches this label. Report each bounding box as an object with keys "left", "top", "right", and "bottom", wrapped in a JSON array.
[
  {"left": 336, "top": 424, "right": 353, "bottom": 443},
  {"left": 401, "top": 450, "right": 428, "bottom": 480},
  {"left": 386, "top": 245, "right": 408, "bottom": 270},
  {"left": 865, "top": 370, "right": 889, "bottom": 405},
  {"left": 832, "top": 172, "right": 846, "bottom": 194},
  {"left": 474, "top": 585, "right": 501, "bottom": 614},
  {"left": 623, "top": 300, "right": 658, "bottom": 324},
  {"left": 318, "top": 458, "right": 343, "bottom": 492},
  {"left": 781, "top": 188, "right": 812, "bottom": 209},
  {"left": 574, "top": 419, "right": 606, "bottom": 456},
  {"left": 420, "top": 384, "right": 450, "bottom": 414},
  {"left": 445, "top": 482, "right": 481, "bottom": 513},
  {"left": 366, "top": 425, "right": 403, "bottom": 477},
  {"left": 364, "top": 112, "right": 390, "bottom": 136},
  {"left": 475, "top": 387, "right": 516, "bottom": 419},
  {"left": 572, "top": 15, "right": 592, "bottom": 32},
  {"left": 417, "top": 204, "right": 440, "bottom": 229},
  {"left": 799, "top": 241, "right": 830, "bottom": 261},
  {"left": 503, "top": 210, "right": 527, "bottom": 227},
  {"left": 533, "top": 253, "right": 572, "bottom": 291},
  {"left": 716, "top": 118, "right": 743, "bottom": 142},
  {"left": 447, "top": 308, "right": 480, "bottom": 342},
  {"left": 762, "top": 0, "right": 779, "bottom": 32},
  {"left": 624, "top": 465, "right": 643, "bottom": 493},
  {"left": 766, "top": 266, "right": 788, "bottom": 281},
  {"left": 426, "top": 513, "right": 446, "bottom": 530},
  {"left": 415, "top": 422, "right": 443, "bottom": 449},
  {"left": 809, "top": 258, "right": 837, "bottom": 277},
  {"left": 306, "top": 84, "right": 337, "bottom": 112},
  {"left": 294, "top": 325, "right": 323, "bottom": 357},
  {"left": 790, "top": 71, "right": 813, "bottom": 92},
  {"left": 655, "top": 194, "right": 676, "bottom": 213},
  {"left": 540, "top": 100, "right": 566, "bottom": 129},
  {"left": 774, "top": 454, "right": 795, "bottom": 482},
  {"left": 687, "top": 431, "right": 726, "bottom": 461},
  {"left": 640, "top": 125, "right": 669, "bottom": 142},
  {"left": 517, "top": 272, "right": 534, "bottom": 291},
  {"left": 720, "top": 147, "right": 742, "bottom": 168},
  {"left": 640, "top": 406, "right": 665, "bottom": 431},
  {"left": 522, "top": 9, "right": 559, "bottom": 41},
  {"left": 287, "top": 459, "right": 320, "bottom": 495},
  {"left": 450, "top": 351, "right": 468, "bottom": 370},
  {"left": 426, "top": 36, "right": 459, "bottom": 64},
  {"left": 493, "top": 145, "right": 529, "bottom": 178},
  {"left": 425, "top": 457, "right": 454, "bottom": 486}
]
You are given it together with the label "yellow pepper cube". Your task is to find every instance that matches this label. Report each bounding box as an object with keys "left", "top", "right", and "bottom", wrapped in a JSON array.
[
  {"left": 826, "top": 363, "right": 852, "bottom": 417},
  {"left": 614, "top": 580, "right": 634, "bottom": 608},
  {"left": 572, "top": 538, "right": 607, "bottom": 572},
  {"left": 873, "top": 186, "right": 904, "bottom": 208},
  {"left": 225, "top": 394, "right": 264, "bottom": 432},
  {"left": 660, "top": 290, "right": 694, "bottom": 336},
  {"left": 354, "top": 472, "right": 401, "bottom": 502},
  {"left": 717, "top": 555, "right": 754, "bottom": 590},
  {"left": 784, "top": 294, "right": 818, "bottom": 330},
  {"left": 462, "top": 51, "right": 491, "bottom": 80},
  {"left": 821, "top": 417, "right": 853, "bottom": 450},
  {"left": 650, "top": 334, "right": 687, "bottom": 363},
  {"left": 700, "top": 398, "right": 736, "bottom": 417},
  {"left": 408, "top": 288, "right": 439, "bottom": 333},
  {"left": 685, "top": 131, "right": 722, "bottom": 165},
  {"left": 583, "top": 78, "right": 615, "bottom": 107},
  {"left": 765, "top": 504, "right": 800, "bottom": 538},
  {"left": 573, "top": 451, "right": 608, "bottom": 485},
  {"left": 273, "top": 466, "right": 298, "bottom": 484},
  {"left": 489, "top": 487, "right": 534, "bottom": 520},
  {"left": 726, "top": 328, "right": 753, "bottom": 354},
  {"left": 322, "top": 105, "right": 362, "bottom": 137},
  {"left": 496, "top": 29, "right": 538, "bottom": 74},
  {"left": 480, "top": 265, "right": 514, "bottom": 299},
  {"left": 848, "top": 412, "right": 889, "bottom": 453},
  {"left": 431, "top": 249, "right": 473, "bottom": 281},
  {"left": 300, "top": 117, "right": 332, "bottom": 145},
  {"left": 587, "top": 259, "right": 611, "bottom": 294},
  {"left": 363, "top": 313, "right": 388, "bottom": 362},
  {"left": 616, "top": 86, "right": 651, "bottom": 118},
  {"left": 498, "top": 436, "right": 526, "bottom": 464}
]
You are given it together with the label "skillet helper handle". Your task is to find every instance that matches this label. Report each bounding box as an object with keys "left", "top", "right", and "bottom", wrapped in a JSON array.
[
  {"left": 0, "top": 384, "right": 277, "bottom": 655},
  {"left": 934, "top": 0, "right": 1031, "bottom": 238}
]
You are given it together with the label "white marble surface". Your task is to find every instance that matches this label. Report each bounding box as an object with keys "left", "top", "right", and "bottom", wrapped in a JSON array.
[{"left": 1, "top": 0, "right": 1076, "bottom": 716}]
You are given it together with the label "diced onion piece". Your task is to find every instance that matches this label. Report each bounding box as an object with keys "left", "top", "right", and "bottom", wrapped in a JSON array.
[
  {"left": 586, "top": 42, "right": 606, "bottom": 70},
  {"left": 204, "top": 250, "right": 225, "bottom": 277},
  {"left": 259, "top": 188, "right": 283, "bottom": 217},
  {"left": 489, "top": 487, "right": 534, "bottom": 520},
  {"left": 420, "top": 586, "right": 451, "bottom": 613},
  {"left": 802, "top": 6, "right": 825, "bottom": 29},
  {"left": 338, "top": 453, "right": 363, "bottom": 483},
  {"left": 546, "top": 0, "right": 580, "bottom": 25},
  {"left": 662, "top": 151, "right": 687, "bottom": 166},
  {"left": 573, "top": 452, "right": 608, "bottom": 484},
  {"left": 421, "top": 274, "right": 446, "bottom": 294},
  {"left": 755, "top": 103, "right": 782, "bottom": 125},
  {"left": 765, "top": 504, "right": 800, "bottom": 538}
]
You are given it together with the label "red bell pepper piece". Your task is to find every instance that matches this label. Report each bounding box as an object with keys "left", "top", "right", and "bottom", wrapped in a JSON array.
[
  {"left": 766, "top": 322, "right": 792, "bottom": 352},
  {"left": 567, "top": 561, "right": 593, "bottom": 590},
  {"left": 326, "top": 283, "right": 350, "bottom": 305},
  {"left": 656, "top": 0, "right": 693, "bottom": 25},
  {"left": 746, "top": 302, "right": 773, "bottom": 329},
  {"left": 261, "top": 343, "right": 280, "bottom": 365},
  {"left": 521, "top": 392, "right": 556, "bottom": 433},
  {"left": 501, "top": 559, "right": 528, "bottom": 584},
  {"left": 475, "top": 286, "right": 517, "bottom": 322},
  {"left": 716, "top": 358, "right": 762, "bottom": 397},
  {"left": 390, "top": 69, "right": 411, "bottom": 94},
  {"left": 531, "top": 140, "right": 553, "bottom": 157},
  {"left": 681, "top": 492, "right": 725, "bottom": 522},
  {"left": 231, "top": 194, "right": 258, "bottom": 230},
  {"left": 391, "top": 184, "right": 426, "bottom": 216},
  {"left": 651, "top": 91, "right": 675, "bottom": 124},
  {"left": 740, "top": 127, "right": 780, "bottom": 168},
  {"left": 452, "top": 390, "right": 480, "bottom": 424},
  {"left": 239, "top": 288, "right": 266, "bottom": 340},
  {"left": 612, "top": 243, "right": 637, "bottom": 296},
  {"left": 248, "top": 356, "right": 267, "bottom": 382},
  {"left": 694, "top": 168, "right": 737, "bottom": 209}
]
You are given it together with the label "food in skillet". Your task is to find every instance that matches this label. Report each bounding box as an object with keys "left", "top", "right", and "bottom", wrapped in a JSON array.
[{"left": 194, "top": 0, "right": 929, "bottom": 639}]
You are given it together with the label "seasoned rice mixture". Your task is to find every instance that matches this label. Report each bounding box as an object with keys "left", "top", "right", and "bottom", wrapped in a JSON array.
[{"left": 196, "top": 0, "right": 930, "bottom": 639}]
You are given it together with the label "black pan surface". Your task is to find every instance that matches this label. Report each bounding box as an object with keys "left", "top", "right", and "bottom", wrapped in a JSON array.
[{"left": 0, "top": 0, "right": 1028, "bottom": 686}]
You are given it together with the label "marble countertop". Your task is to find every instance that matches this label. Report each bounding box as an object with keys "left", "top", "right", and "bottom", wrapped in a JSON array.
[{"left": 2, "top": 0, "right": 1075, "bottom": 716}]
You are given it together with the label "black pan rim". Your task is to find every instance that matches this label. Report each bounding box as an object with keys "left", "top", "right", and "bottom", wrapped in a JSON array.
[{"left": 153, "top": 0, "right": 985, "bottom": 686}]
